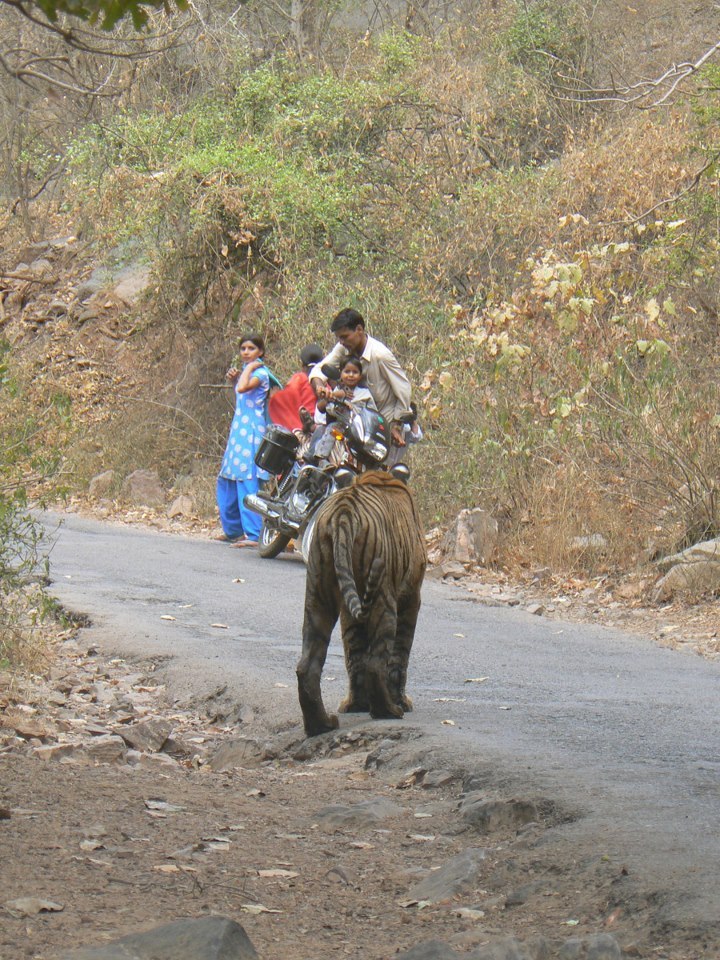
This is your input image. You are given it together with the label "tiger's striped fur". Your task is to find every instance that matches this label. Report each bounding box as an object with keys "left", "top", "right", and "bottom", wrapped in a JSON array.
[{"left": 296, "top": 471, "right": 427, "bottom": 737}]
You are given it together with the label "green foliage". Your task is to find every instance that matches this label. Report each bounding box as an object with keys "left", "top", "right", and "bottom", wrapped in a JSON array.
[
  {"left": 500, "top": 0, "right": 586, "bottom": 71},
  {"left": 0, "top": 339, "right": 71, "bottom": 667},
  {"left": 377, "top": 30, "right": 425, "bottom": 76},
  {"left": 26, "top": 0, "right": 187, "bottom": 30}
]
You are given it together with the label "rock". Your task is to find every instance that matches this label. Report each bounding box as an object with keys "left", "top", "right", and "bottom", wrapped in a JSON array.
[
  {"left": 467, "top": 937, "right": 541, "bottom": 960},
  {"left": 314, "top": 797, "right": 404, "bottom": 829},
  {"left": 558, "top": 933, "right": 622, "bottom": 959},
  {"left": 4, "top": 897, "right": 64, "bottom": 918},
  {"left": 47, "top": 299, "right": 69, "bottom": 318},
  {"left": 84, "top": 734, "right": 128, "bottom": 765},
  {"left": 112, "top": 263, "right": 152, "bottom": 306},
  {"left": 135, "top": 752, "right": 180, "bottom": 771},
  {"left": 168, "top": 495, "right": 194, "bottom": 519},
  {"left": 405, "top": 848, "right": 486, "bottom": 903},
  {"left": 76, "top": 267, "right": 113, "bottom": 301},
  {"left": 28, "top": 258, "right": 53, "bottom": 277},
  {"left": 421, "top": 770, "right": 456, "bottom": 789},
  {"left": 652, "top": 559, "right": 720, "bottom": 601},
  {"left": 441, "top": 508, "right": 498, "bottom": 565},
  {"left": 118, "top": 718, "right": 173, "bottom": 753},
  {"left": 460, "top": 796, "right": 539, "bottom": 833},
  {"left": 61, "top": 916, "right": 258, "bottom": 960},
  {"left": 207, "top": 738, "right": 266, "bottom": 771},
  {"left": 33, "top": 743, "right": 80, "bottom": 761},
  {"left": 88, "top": 470, "right": 116, "bottom": 498},
  {"left": 395, "top": 942, "right": 459, "bottom": 960},
  {"left": 426, "top": 560, "right": 467, "bottom": 580},
  {"left": 121, "top": 469, "right": 165, "bottom": 507},
  {"left": 525, "top": 603, "right": 545, "bottom": 616},
  {"left": 656, "top": 536, "right": 720, "bottom": 572}
]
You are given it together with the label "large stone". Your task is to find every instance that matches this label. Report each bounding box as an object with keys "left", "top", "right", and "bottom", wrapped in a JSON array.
[
  {"left": 208, "top": 738, "right": 265, "bottom": 771},
  {"left": 405, "top": 848, "right": 486, "bottom": 904},
  {"left": 112, "top": 264, "right": 152, "bottom": 306},
  {"left": 656, "top": 536, "right": 720, "bottom": 572},
  {"left": 652, "top": 559, "right": 720, "bottom": 602},
  {"left": 88, "top": 470, "right": 116, "bottom": 498},
  {"left": 395, "top": 942, "right": 459, "bottom": 960},
  {"left": 61, "top": 916, "right": 258, "bottom": 960},
  {"left": 118, "top": 718, "right": 173, "bottom": 753},
  {"left": 468, "top": 937, "right": 544, "bottom": 960},
  {"left": 76, "top": 267, "right": 113, "bottom": 301},
  {"left": 84, "top": 735, "right": 128, "bottom": 765},
  {"left": 314, "top": 797, "right": 404, "bottom": 829},
  {"left": 168, "top": 495, "right": 194, "bottom": 519},
  {"left": 425, "top": 561, "right": 467, "bottom": 581},
  {"left": 460, "top": 795, "right": 539, "bottom": 833},
  {"left": 558, "top": 933, "right": 622, "bottom": 959},
  {"left": 121, "top": 469, "right": 165, "bottom": 507},
  {"left": 441, "top": 508, "right": 498, "bottom": 565}
]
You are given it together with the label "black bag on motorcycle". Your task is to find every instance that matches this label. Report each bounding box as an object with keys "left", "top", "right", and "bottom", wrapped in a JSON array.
[{"left": 254, "top": 425, "right": 300, "bottom": 475}]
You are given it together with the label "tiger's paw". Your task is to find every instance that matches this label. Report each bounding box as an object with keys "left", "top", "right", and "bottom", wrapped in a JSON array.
[
  {"left": 369, "top": 702, "right": 404, "bottom": 721},
  {"left": 338, "top": 695, "right": 369, "bottom": 714},
  {"left": 398, "top": 694, "right": 413, "bottom": 712},
  {"left": 304, "top": 714, "right": 339, "bottom": 738}
]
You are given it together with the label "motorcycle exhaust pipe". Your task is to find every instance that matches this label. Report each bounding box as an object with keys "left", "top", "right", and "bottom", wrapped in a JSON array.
[{"left": 244, "top": 493, "right": 280, "bottom": 520}]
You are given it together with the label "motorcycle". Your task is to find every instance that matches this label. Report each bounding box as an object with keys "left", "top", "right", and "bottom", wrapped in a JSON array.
[{"left": 244, "top": 367, "right": 409, "bottom": 561}]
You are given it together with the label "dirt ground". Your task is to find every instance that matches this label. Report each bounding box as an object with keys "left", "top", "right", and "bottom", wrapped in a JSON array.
[
  {"left": 0, "top": 634, "right": 696, "bottom": 960},
  {"left": 2, "top": 509, "right": 718, "bottom": 960}
]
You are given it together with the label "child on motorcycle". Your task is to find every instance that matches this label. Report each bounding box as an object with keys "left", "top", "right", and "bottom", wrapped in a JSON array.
[{"left": 310, "top": 356, "right": 376, "bottom": 462}]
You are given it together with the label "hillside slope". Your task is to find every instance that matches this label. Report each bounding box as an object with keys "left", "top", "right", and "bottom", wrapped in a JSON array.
[{"left": 2, "top": 0, "right": 720, "bottom": 588}]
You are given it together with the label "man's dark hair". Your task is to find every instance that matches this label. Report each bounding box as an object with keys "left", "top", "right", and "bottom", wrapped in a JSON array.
[{"left": 330, "top": 307, "right": 365, "bottom": 333}]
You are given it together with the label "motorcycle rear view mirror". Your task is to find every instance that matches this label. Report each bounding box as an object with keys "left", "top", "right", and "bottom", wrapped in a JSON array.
[{"left": 321, "top": 363, "right": 342, "bottom": 381}]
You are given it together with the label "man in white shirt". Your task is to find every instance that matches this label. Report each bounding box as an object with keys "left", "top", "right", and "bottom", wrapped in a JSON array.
[{"left": 310, "top": 308, "right": 413, "bottom": 461}]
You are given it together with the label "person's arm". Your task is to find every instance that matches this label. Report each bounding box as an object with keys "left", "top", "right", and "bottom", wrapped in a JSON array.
[
  {"left": 308, "top": 343, "right": 347, "bottom": 392},
  {"left": 375, "top": 347, "right": 412, "bottom": 445},
  {"left": 236, "top": 360, "right": 263, "bottom": 394}
]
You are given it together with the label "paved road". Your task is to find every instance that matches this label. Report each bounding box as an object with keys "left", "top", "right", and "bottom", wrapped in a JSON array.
[{"left": 41, "top": 511, "right": 720, "bottom": 936}]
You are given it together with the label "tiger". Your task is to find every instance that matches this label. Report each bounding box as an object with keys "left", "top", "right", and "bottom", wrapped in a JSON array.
[{"left": 296, "top": 470, "right": 427, "bottom": 738}]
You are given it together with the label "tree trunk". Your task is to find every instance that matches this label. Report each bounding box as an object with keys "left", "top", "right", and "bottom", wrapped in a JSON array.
[{"left": 291, "top": 0, "right": 317, "bottom": 58}]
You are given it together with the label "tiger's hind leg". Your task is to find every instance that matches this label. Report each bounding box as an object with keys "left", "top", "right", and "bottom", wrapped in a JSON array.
[
  {"left": 337, "top": 611, "right": 369, "bottom": 713},
  {"left": 366, "top": 601, "right": 404, "bottom": 720},
  {"left": 389, "top": 590, "right": 421, "bottom": 713},
  {"left": 297, "top": 581, "right": 341, "bottom": 737}
]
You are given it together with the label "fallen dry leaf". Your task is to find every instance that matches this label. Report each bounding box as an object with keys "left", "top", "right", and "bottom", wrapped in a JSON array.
[
  {"left": 160, "top": 615, "right": 176, "bottom": 621},
  {"left": 464, "top": 677, "right": 489, "bottom": 683},
  {"left": 258, "top": 869, "right": 299, "bottom": 879},
  {"left": 210, "top": 623, "right": 228, "bottom": 629}
]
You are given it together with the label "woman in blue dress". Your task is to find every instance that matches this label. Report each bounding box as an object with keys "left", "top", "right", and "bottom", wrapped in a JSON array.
[{"left": 216, "top": 333, "right": 270, "bottom": 547}]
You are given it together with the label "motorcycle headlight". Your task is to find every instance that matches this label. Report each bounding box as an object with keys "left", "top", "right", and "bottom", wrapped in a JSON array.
[{"left": 364, "top": 440, "right": 388, "bottom": 462}]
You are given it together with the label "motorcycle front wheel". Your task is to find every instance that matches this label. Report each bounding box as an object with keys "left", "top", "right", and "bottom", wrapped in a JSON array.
[{"left": 257, "top": 521, "right": 291, "bottom": 559}]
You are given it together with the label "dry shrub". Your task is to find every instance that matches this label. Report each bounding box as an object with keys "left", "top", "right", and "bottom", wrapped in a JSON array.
[{"left": 505, "top": 462, "right": 648, "bottom": 576}]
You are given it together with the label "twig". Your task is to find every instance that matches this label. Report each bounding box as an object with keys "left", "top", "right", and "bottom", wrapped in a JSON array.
[{"left": 602, "top": 149, "right": 720, "bottom": 226}]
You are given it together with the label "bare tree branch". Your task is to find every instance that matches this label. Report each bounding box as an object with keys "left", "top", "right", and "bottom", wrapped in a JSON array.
[{"left": 555, "top": 38, "right": 720, "bottom": 108}]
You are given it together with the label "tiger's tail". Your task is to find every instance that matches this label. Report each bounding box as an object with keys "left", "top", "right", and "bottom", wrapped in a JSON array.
[{"left": 334, "top": 516, "right": 384, "bottom": 621}]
